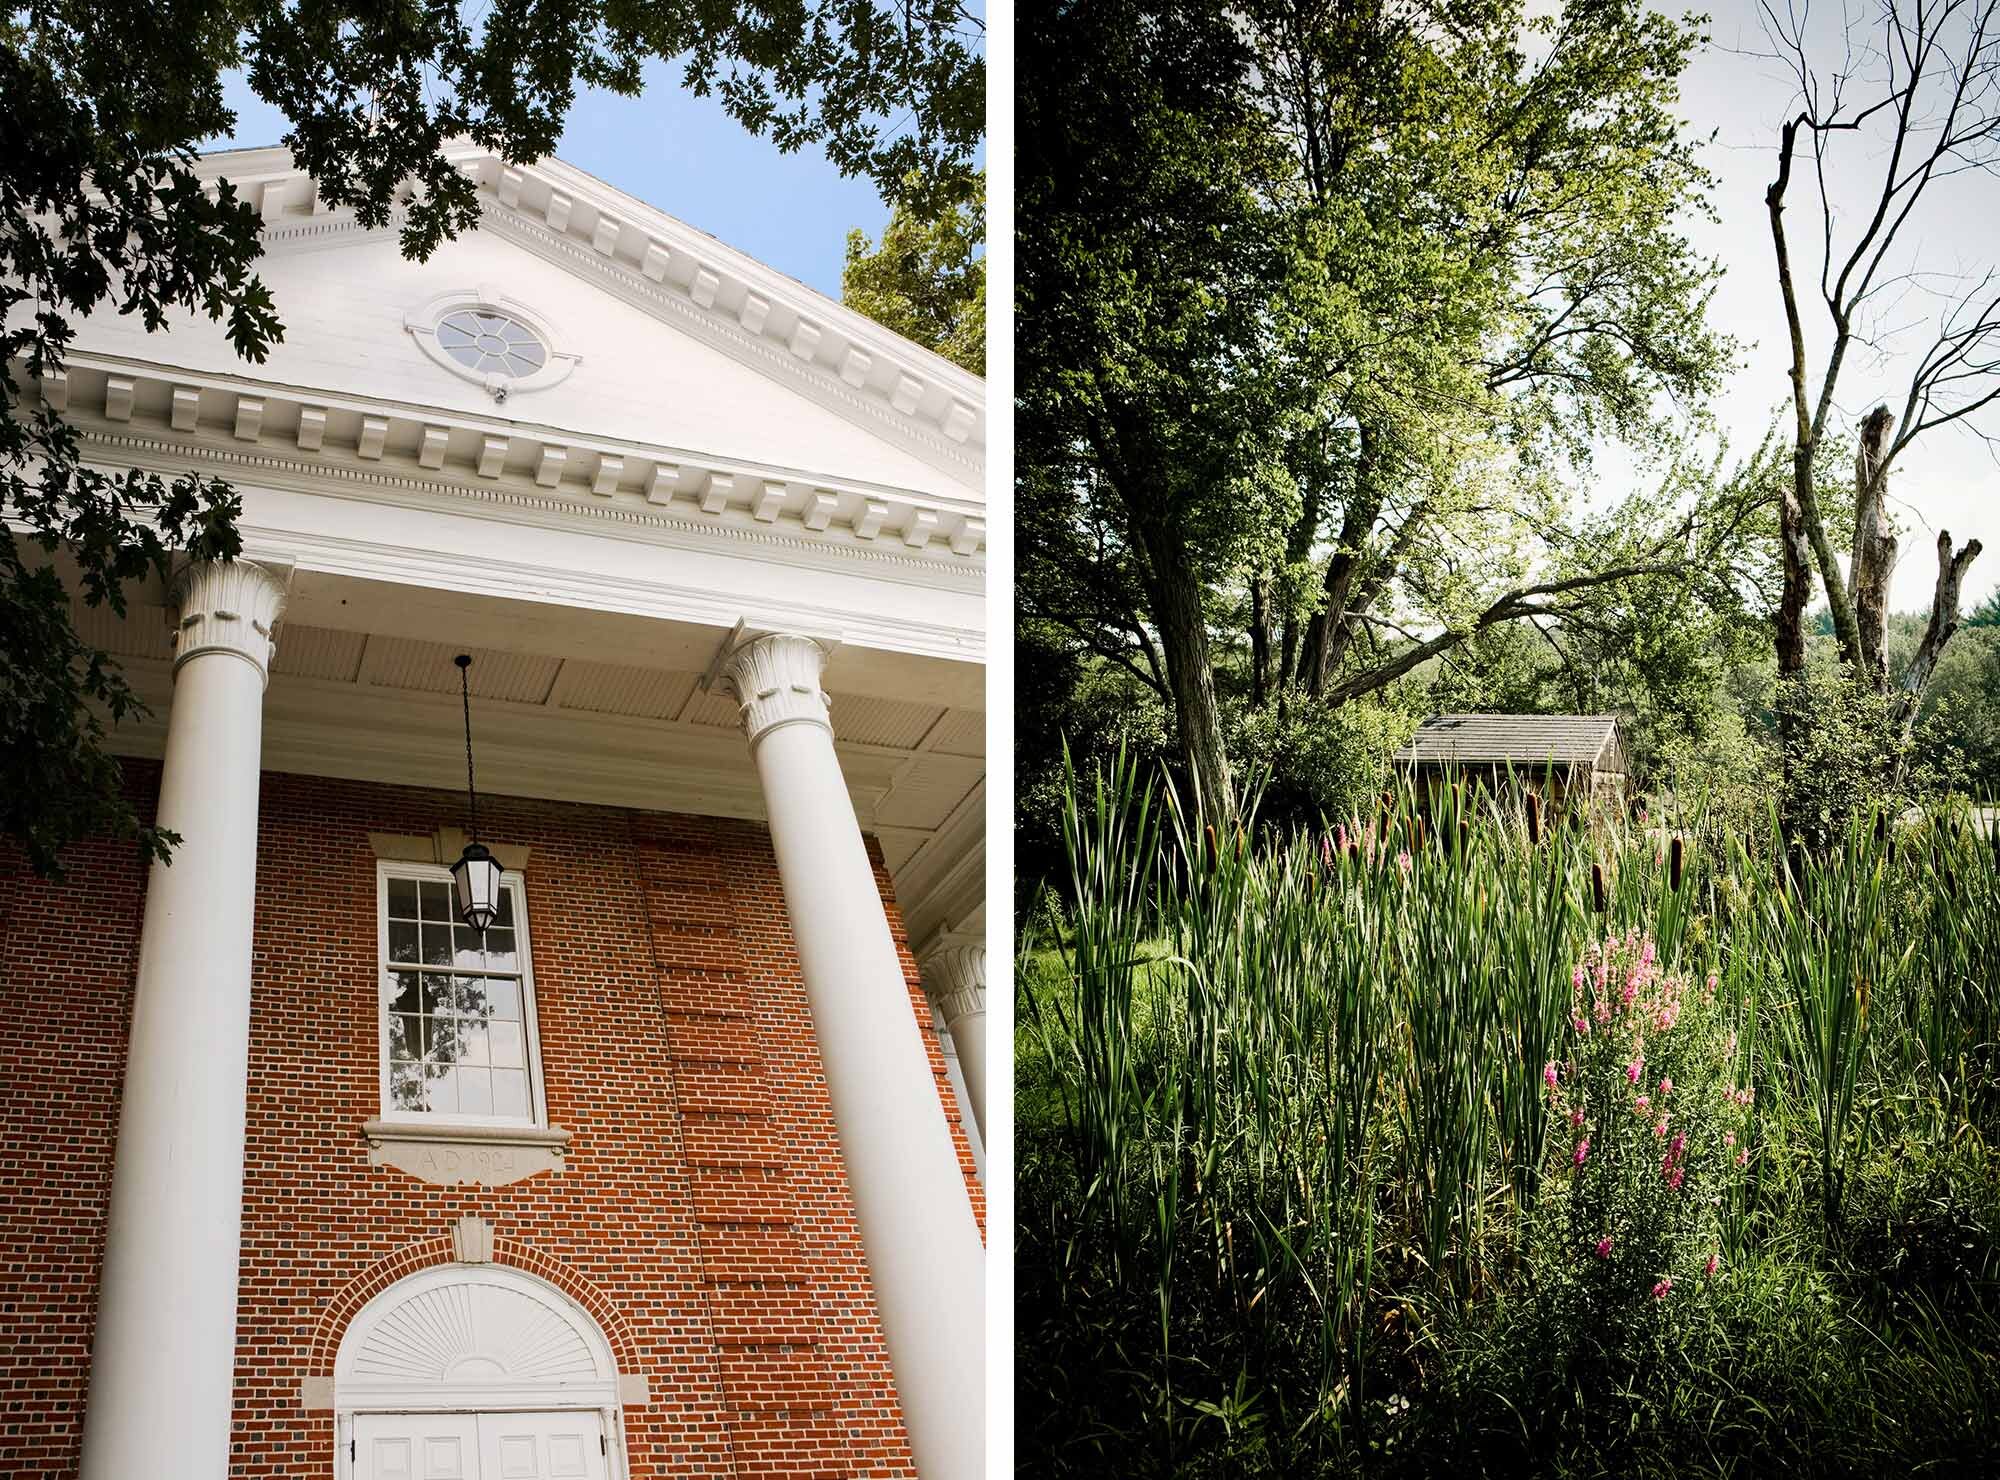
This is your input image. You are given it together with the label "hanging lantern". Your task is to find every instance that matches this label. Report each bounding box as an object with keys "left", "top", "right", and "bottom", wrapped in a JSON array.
[
  {"left": 449, "top": 654, "right": 505, "bottom": 932},
  {"left": 450, "top": 839, "right": 505, "bottom": 932}
]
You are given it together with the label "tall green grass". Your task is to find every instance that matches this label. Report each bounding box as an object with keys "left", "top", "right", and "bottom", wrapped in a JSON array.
[{"left": 1018, "top": 756, "right": 2000, "bottom": 1470}]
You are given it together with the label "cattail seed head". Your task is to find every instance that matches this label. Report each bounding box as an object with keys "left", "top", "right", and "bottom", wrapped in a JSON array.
[
  {"left": 1526, "top": 791, "right": 1543, "bottom": 847},
  {"left": 1204, "top": 823, "right": 1218, "bottom": 868},
  {"left": 1591, "top": 861, "right": 1608, "bottom": 914},
  {"left": 1669, "top": 836, "right": 1684, "bottom": 892}
]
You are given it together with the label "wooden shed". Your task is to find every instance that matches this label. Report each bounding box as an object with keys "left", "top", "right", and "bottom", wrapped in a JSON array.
[{"left": 1393, "top": 713, "right": 1629, "bottom": 815}]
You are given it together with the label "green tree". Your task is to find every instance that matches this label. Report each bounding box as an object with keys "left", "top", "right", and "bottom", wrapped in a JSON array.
[
  {"left": 2, "top": 0, "right": 982, "bottom": 877},
  {"left": 1020, "top": 0, "right": 1732, "bottom": 825},
  {"left": 843, "top": 173, "right": 985, "bottom": 374},
  {"left": 1019, "top": 0, "right": 1297, "bottom": 823}
]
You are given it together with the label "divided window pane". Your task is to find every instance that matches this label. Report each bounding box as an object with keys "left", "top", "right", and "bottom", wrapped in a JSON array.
[{"left": 379, "top": 874, "right": 536, "bottom": 1124}]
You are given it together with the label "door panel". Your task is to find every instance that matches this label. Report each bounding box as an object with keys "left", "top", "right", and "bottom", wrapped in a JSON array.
[
  {"left": 477, "top": 1412, "right": 609, "bottom": 1480},
  {"left": 354, "top": 1414, "right": 480, "bottom": 1480}
]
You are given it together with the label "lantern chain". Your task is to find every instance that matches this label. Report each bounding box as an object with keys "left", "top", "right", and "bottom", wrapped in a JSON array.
[{"left": 455, "top": 654, "right": 479, "bottom": 844}]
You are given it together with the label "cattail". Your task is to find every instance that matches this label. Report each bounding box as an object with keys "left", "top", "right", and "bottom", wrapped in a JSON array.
[
  {"left": 1458, "top": 817, "right": 1471, "bottom": 854},
  {"left": 1347, "top": 841, "right": 1362, "bottom": 865},
  {"left": 1412, "top": 816, "right": 1427, "bottom": 852},
  {"left": 1873, "top": 809, "right": 1887, "bottom": 846},
  {"left": 1669, "top": 836, "right": 1684, "bottom": 892},
  {"left": 1205, "top": 823, "right": 1218, "bottom": 869},
  {"left": 1591, "top": 861, "right": 1608, "bottom": 914},
  {"left": 1526, "top": 791, "right": 1543, "bottom": 847}
]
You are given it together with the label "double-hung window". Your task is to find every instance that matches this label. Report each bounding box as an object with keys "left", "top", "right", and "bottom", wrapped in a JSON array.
[{"left": 377, "top": 864, "right": 544, "bottom": 1126}]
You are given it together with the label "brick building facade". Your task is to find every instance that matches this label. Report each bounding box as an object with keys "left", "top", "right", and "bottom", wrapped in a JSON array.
[
  {"left": 3, "top": 147, "right": 986, "bottom": 1479},
  {"left": 1, "top": 766, "right": 982, "bottom": 1477}
]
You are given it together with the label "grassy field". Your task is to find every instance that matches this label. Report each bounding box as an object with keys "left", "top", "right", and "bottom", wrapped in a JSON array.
[{"left": 1017, "top": 757, "right": 2000, "bottom": 1477}]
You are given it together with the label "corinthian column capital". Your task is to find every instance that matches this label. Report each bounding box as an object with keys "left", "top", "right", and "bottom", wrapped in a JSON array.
[
  {"left": 718, "top": 632, "right": 832, "bottom": 746},
  {"left": 919, "top": 942, "right": 987, "bottom": 1026},
  {"left": 170, "top": 559, "right": 288, "bottom": 683}
]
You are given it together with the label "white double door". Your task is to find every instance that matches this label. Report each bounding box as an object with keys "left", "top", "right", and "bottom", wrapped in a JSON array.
[{"left": 353, "top": 1410, "right": 611, "bottom": 1480}]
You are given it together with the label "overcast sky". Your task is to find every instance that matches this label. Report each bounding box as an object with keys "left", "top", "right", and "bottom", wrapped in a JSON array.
[
  {"left": 214, "top": 60, "right": 890, "bottom": 302},
  {"left": 1671, "top": 0, "right": 2000, "bottom": 612}
]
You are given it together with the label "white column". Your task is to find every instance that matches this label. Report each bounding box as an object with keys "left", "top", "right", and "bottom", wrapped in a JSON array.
[
  {"left": 721, "top": 634, "right": 983, "bottom": 1480},
  {"left": 81, "top": 560, "right": 286, "bottom": 1480},
  {"left": 928, "top": 1001, "right": 985, "bottom": 1180},
  {"left": 920, "top": 943, "right": 987, "bottom": 1143}
]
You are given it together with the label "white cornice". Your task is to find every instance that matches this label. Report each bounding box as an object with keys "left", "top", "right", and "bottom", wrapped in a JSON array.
[
  {"left": 42, "top": 355, "right": 986, "bottom": 588},
  {"left": 212, "top": 145, "right": 985, "bottom": 483}
]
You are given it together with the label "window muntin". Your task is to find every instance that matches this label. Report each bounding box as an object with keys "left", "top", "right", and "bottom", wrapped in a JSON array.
[
  {"left": 434, "top": 309, "right": 549, "bottom": 378},
  {"left": 378, "top": 867, "right": 542, "bottom": 1126}
]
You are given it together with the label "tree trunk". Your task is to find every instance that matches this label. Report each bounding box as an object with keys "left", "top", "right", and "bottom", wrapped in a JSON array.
[
  {"left": 1850, "top": 405, "right": 1897, "bottom": 690},
  {"left": 1249, "top": 572, "right": 1271, "bottom": 708},
  {"left": 1300, "top": 429, "right": 1382, "bottom": 696},
  {"left": 1777, "top": 447, "right": 1814, "bottom": 679},
  {"left": 1900, "top": 530, "right": 1984, "bottom": 728},
  {"left": 1136, "top": 519, "right": 1235, "bottom": 825}
]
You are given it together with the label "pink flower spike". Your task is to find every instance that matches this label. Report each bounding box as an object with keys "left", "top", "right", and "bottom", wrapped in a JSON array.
[
  {"left": 1595, "top": 1237, "right": 1613, "bottom": 1260},
  {"left": 1574, "top": 1016, "right": 1591, "bottom": 1036},
  {"left": 1704, "top": 1253, "right": 1720, "bottom": 1279},
  {"left": 1544, "top": 1061, "right": 1560, "bottom": 1089},
  {"left": 1724, "top": 1131, "right": 1736, "bottom": 1147},
  {"left": 1652, "top": 1277, "right": 1673, "bottom": 1300},
  {"left": 1736, "top": 1148, "right": 1749, "bottom": 1166},
  {"left": 1571, "top": 1108, "right": 1586, "bottom": 1128},
  {"left": 1655, "top": 1120, "right": 1669, "bottom": 1138},
  {"left": 1626, "top": 1059, "right": 1643, "bottom": 1084},
  {"left": 1574, "top": 1137, "right": 1590, "bottom": 1167},
  {"left": 1671, "top": 1132, "right": 1687, "bottom": 1156},
  {"left": 1397, "top": 849, "right": 1412, "bottom": 875},
  {"left": 1658, "top": 1077, "right": 1673, "bottom": 1096},
  {"left": 1635, "top": 1094, "right": 1650, "bottom": 1113}
]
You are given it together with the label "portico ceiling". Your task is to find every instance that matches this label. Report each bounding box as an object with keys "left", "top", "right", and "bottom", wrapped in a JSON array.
[{"left": 82, "top": 594, "right": 985, "bottom": 949}]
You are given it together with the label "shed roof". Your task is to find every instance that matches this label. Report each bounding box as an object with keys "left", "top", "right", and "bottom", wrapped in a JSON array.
[{"left": 1394, "top": 713, "right": 1624, "bottom": 770}]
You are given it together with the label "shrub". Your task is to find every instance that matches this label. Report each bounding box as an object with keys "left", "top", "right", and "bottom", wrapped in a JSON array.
[{"left": 1541, "top": 928, "right": 1750, "bottom": 1327}]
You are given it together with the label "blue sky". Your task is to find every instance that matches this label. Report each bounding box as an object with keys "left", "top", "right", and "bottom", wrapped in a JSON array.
[{"left": 215, "top": 60, "right": 892, "bottom": 301}]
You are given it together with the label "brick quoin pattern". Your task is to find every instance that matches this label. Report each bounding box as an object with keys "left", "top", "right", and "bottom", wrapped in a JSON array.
[{"left": 0, "top": 762, "right": 982, "bottom": 1478}]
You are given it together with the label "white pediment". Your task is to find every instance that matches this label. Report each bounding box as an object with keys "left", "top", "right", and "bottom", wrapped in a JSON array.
[{"left": 65, "top": 180, "right": 972, "bottom": 504}]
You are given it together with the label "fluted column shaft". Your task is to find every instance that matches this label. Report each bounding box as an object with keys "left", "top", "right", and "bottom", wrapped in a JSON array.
[
  {"left": 81, "top": 560, "right": 285, "bottom": 1480},
  {"left": 721, "top": 633, "right": 983, "bottom": 1480},
  {"left": 920, "top": 943, "right": 987, "bottom": 1142}
]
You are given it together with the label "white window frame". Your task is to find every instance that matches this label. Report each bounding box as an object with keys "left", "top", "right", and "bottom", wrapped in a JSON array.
[
  {"left": 374, "top": 860, "right": 548, "bottom": 1131},
  {"left": 402, "top": 285, "right": 581, "bottom": 401}
]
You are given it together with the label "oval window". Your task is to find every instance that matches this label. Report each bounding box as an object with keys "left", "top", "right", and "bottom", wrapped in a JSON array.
[{"left": 434, "top": 309, "right": 549, "bottom": 378}]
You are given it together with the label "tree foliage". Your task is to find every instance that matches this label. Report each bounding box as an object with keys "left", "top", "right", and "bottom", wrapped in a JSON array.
[
  {"left": 1020, "top": 0, "right": 1734, "bottom": 824},
  {"left": 2, "top": 0, "right": 982, "bottom": 876},
  {"left": 842, "top": 171, "right": 986, "bottom": 374}
]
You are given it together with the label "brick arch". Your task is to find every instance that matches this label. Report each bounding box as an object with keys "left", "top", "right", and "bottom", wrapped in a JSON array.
[{"left": 306, "top": 1234, "right": 642, "bottom": 1378}]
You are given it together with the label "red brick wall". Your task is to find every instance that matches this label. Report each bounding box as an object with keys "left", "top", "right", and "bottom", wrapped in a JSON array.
[
  {"left": 0, "top": 766, "right": 155, "bottom": 1478},
  {"left": 0, "top": 764, "right": 981, "bottom": 1478}
]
